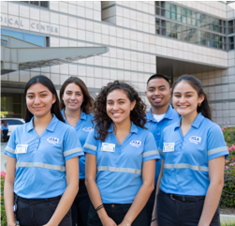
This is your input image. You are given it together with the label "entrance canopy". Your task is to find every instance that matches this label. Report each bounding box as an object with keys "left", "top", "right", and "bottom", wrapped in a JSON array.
[{"left": 1, "top": 35, "right": 109, "bottom": 74}]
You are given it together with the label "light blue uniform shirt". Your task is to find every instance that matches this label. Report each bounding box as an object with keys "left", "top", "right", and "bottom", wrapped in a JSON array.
[
  {"left": 1, "top": 123, "right": 9, "bottom": 130},
  {"left": 61, "top": 109, "right": 93, "bottom": 179},
  {"left": 84, "top": 123, "right": 160, "bottom": 204},
  {"left": 159, "top": 113, "right": 229, "bottom": 196},
  {"left": 145, "top": 104, "right": 180, "bottom": 185},
  {"left": 4, "top": 115, "right": 83, "bottom": 199}
]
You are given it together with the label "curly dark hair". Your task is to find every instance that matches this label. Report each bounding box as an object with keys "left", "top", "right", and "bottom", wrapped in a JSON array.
[{"left": 93, "top": 80, "right": 147, "bottom": 141}]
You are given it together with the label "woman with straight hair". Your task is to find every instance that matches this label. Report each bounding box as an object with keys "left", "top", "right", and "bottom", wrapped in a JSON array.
[
  {"left": 60, "top": 76, "right": 94, "bottom": 226},
  {"left": 151, "top": 75, "right": 229, "bottom": 226},
  {"left": 84, "top": 80, "right": 160, "bottom": 226},
  {"left": 4, "top": 75, "right": 83, "bottom": 226}
]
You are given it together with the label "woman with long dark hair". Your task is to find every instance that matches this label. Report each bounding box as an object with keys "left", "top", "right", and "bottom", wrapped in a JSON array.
[
  {"left": 60, "top": 76, "right": 94, "bottom": 226},
  {"left": 151, "top": 75, "right": 228, "bottom": 226},
  {"left": 84, "top": 80, "right": 160, "bottom": 226},
  {"left": 4, "top": 75, "right": 83, "bottom": 226}
]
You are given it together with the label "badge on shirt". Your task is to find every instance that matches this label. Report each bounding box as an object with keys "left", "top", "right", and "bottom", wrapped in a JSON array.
[
  {"left": 47, "top": 137, "right": 59, "bottom": 145},
  {"left": 101, "top": 143, "right": 115, "bottom": 152},
  {"left": 83, "top": 127, "right": 93, "bottom": 132},
  {"left": 163, "top": 143, "right": 175, "bottom": 152},
  {"left": 16, "top": 144, "right": 28, "bottom": 154},
  {"left": 130, "top": 140, "right": 142, "bottom": 148},
  {"left": 189, "top": 136, "right": 201, "bottom": 145}
]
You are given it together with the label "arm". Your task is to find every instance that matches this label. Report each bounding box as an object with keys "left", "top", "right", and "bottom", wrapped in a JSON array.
[
  {"left": 44, "top": 157, "right": 79, "bottom": 226},
  {"left": 4, "top": 156, "right": 17, "bottom": 226},
  {"left": 198, "top": 156, "right": 225, "bottom": 226},
  {"left": 85, "top": 153, "right": 117, "bottom": 226},
  {"left": 118, "top": 159, "right": 156, "bottom": 226},
  {"left": 151, "top": 159, "right": 164, "bottom": 226}
]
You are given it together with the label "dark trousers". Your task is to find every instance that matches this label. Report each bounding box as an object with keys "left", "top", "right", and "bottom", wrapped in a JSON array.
[
  {"left": 2, "top": 130, "right": 8, "bottom": 142},
  {"left": 15, "top": 195, "right": 72, "bottom": 226},
  {"left": 87, "top": 203, "right": 148, "bottom": 226},
  {"left": 157, "top": 189, "right": 220, "bottom": 226},
  {"left": 145, "top": 187, "right": 156, "bottom": 226},
  {"left": 71, "top": 179, "right": 91, "bottom": 226}
]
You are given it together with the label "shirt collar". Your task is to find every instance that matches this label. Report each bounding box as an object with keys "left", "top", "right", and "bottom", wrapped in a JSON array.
[
  {"left": 26, "top": 114, "right": 59, "bottom": 132},
  {"left": 61, "top": 108, "right": 87, "bottom": 124},
  {"left": 108, "top": 122, "right": 138, "bottom": 134},
  {"left": 174, "top": 113, "right": 204, "bottom": 130},
  {"left": 147, "top": 104, "right": 174, "bottom": 121}
]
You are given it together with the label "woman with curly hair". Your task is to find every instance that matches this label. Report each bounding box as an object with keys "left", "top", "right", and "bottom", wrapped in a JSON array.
[{"left": 84, "top": 80, "right": 160, "bottom": 226}]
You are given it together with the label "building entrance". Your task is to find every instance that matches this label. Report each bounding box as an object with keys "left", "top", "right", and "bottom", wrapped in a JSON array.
[{"left": 1, "top": 93, "right": 25, "bottom": 118}]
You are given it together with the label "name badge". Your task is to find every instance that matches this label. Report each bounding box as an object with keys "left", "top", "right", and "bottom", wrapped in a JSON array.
[
  {"left": 16, "top": 144, "right": 28, "bottom": 154},
  {"left": 101, "top": 143, "right": 115, "bottom": 152},
  {"left": 163, "top": 143, "right": 175, "bottom": 152}
]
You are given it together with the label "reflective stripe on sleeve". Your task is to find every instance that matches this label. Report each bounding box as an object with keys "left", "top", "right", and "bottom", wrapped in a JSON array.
[
  {"left": 97, "top": 166, "right": 141, "bottom": 175},
  {"left": 158, "top": 148, "right": 164, "bottom": 156},
  {"left": 83, "top": 143, "right": 97, "bottom": 151},
  {"left": 64, "top": 147, "right": 83, "bottom": 157},
  {"left": 5, "top": 146, "right": 15, "bottom": 154},
  {"left": 207, "top": 146, "right": 228, "bottom": 157},
  {"left": 142, "top": 150, "right": 159, "bottom": 158},
  {"left": 164, "top": 163, "right": 208, "bottom": 172},
  {"left": 16, "top": 162, "right": 65, "bottom": 171}
]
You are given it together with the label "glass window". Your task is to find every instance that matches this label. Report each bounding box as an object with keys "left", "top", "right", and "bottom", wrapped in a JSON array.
[
  {"left": 182, "top": 16, "right": 187, "bottom": 23},
  {"left": 177, "top": 6, "right": 181, "bottom": 14},
  {"left": 156, "top": 8, "right": 160, "bottom": 15},
  {"left": 165, "top": 2, "right": 171, "bottom": 10},
  {"left": 187, "top": 17, "right": 192, "bottom": 25},
  {"left": 2, "top": 29, "right": 24, "bottom": 40},
  {"left": 187, "top": 9, "right": 192, "bottom": 17},
  {"left": 182, "top": 8, "right": 187, "bottom": 16},
  {"left": 166, "top": 21, "right": 171, "bottom": 30},
  {"left": 165, "top": 10, "right": 171, "bottom": 19},
  {"left": 192, "top": 19, "right": 196, "bottom": 26},
  {"left": 171, "top": 12, "right": 176, "bottom": 20},
  {"left": 40, "top": 1, "right": 48, "bottom": 7},
  {"left": 171, "top": 4, "right": 176, "bottom": 12},
  {"left": 166, "top": 30, "right": 172, "bottom": 37},
  {"left": 177, "top": 14, "right": 182, "bottom": 22},
  {"left": 156, "top": 1, "right": 160, "bottom": 7},
  {"left": 25, "top": 33, "right": 45, "bottom": 46},
  {"left": 196, "top": 20, "right": 201, "bottom": 27}
]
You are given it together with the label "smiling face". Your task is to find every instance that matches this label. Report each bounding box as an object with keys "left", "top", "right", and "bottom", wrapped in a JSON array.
[
  {"left": 106, "top": 89, "right": 136, "bottom": 126},
  {"left": 145, "top": 78, "right": 171, "bottom": 110},
  {"left": 62, "top": 83, "right": 84, "bottom": 111},
  {"left": 172, "top": 80, "right": 204, "bottom": 118},
  {"left": 26, "top": 83, "right": 56, "bottom": 119}
]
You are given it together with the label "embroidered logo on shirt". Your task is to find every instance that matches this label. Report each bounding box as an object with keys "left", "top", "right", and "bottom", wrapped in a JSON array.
[
  {"left": 47, "top": 137, "right": 59, "bottom": 145},
  {"left": 82, "top": 127, "right": 92, "bottom": 132},
  {"left": 130, "top": 140, "right": 141, "bottom": 148},
  {"left": 189, "top": 136, "right": 201, "bottom": 145}
]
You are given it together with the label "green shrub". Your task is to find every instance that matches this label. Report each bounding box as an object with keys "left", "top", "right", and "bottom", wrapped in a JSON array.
[
  {"left": 1, "top": 172, "right": 7, "bottom": 226},
  {"left": 220, "top": 127, "right": 235, "bottom": 208}
]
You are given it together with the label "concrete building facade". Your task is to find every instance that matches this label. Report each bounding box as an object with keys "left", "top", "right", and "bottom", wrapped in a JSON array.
[{"left": 1, "top": 1, "right": 235, "bottom": 126}]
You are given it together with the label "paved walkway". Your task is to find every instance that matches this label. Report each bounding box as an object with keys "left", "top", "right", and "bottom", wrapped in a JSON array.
[{"left": 1, "top": 142, "right": 7, "bottom": 171}]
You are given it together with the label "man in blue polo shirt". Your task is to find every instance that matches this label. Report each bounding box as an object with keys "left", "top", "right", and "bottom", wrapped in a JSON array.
[{"left": 145, "top": 74, "right": 180, "bottom": 225}]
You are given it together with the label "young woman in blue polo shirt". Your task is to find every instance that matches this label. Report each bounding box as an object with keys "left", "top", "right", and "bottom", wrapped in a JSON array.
[
  {"left": 60, "top": 77, "right": 94, "bottom": 226},
  {"left": 4, "top": 75, "right": 83, "bottom": 226},
  {"left": 84, "top": 81, "right": 160, "bottom": 226},
  {"left": 152, "top": 75, "right": 228, "bottom": 226}
]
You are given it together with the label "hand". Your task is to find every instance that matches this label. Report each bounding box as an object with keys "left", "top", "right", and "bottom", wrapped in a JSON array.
[
  {"left": 101, "top": 216, "right": 117, "bottom": 226},
  {"left": 118, "top": 221, "right": 130, "bottom": 226},
  {"left": 150, "top": 220, "right": 158, "bottom": 226}
]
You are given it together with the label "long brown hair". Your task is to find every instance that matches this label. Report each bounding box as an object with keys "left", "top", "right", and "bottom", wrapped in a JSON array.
[
  {"left": 93, "top": 80, "right": 147, "bottom": 141},
  {"left": 59, "top": 77, "right": 94, "bottom": 114},
  {"left": 172, "top": 75, "right": 211, "bottom": 120}
]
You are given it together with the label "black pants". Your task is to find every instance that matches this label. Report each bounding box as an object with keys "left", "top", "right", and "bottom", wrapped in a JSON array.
[
  {"left": 15, "top": 195, "right": 72, "bottom": 226},
  {"left": 71, "top": 179, "right": 91, "bottom": 226},
  {"left": 2, "top": 130, "right": 8, "bottom": 142},
  {"left": 157, "top": 189, "right": 220, "bottom": 226},
  {"left": 87, "top": 203, "right": 148, "bottom": 226},
  {"left": 145, "top": 187, "right": 156, "bottom": 226}
]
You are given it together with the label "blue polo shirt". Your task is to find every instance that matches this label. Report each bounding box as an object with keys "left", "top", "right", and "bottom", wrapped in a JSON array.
[
  {"left": 159, "top": 113, "right": 229, "bottom": 196},
  {"left": 1, "top": 123, "right": 9, "bottom": 130},
  {"left": 84, "top": 123, "right": 160, "bottom": 204},
  {"left": 61, "top": 109, "right": 93, "bottom": 179},
  {"left": 4, "top": 115, "right": 83, "bottom": 199},
  {"left": 145, "top": 104, "right": 180, "bottom": 184}
]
